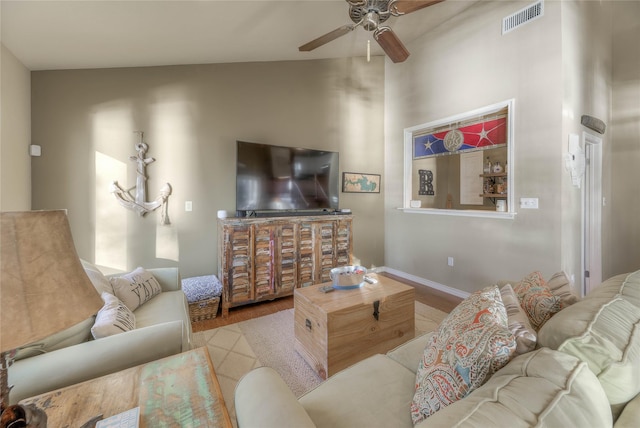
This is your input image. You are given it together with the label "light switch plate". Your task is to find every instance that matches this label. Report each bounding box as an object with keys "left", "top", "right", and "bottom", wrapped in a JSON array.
[
  {"left": 185, "top": 201, "right": 193, "bottom": 211},
  {"left": 520, "top": 198, "right": 539, "bottom": 209}
]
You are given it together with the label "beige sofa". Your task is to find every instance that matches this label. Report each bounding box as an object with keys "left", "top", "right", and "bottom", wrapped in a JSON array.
[
  {"left": 235, "top": 271, "right": 640, "bottom": 427},
  {"left": 9, "top": 265, "right": 192, "bottom": 404}
]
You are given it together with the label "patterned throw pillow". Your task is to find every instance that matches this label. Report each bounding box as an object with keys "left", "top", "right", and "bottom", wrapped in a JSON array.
[
  {"left": 500, "top": 284, "right": 537, "bottom": 355},
  {"left": 109, "top": 267, "right": 162, "bottom": 311},
  {"left": 513, "top": 271, "right": 562, "bottom": 331},
  {"left": 91, "top": 292, "right": 136, "bottom": 339},
  {"left": 411, "top": 286, "right": 516, "bottom": 424}
]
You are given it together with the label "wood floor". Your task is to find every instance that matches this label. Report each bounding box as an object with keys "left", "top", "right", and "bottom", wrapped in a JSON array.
[{"left": 191, "top": 272, "right": 463, "bottom": 333}]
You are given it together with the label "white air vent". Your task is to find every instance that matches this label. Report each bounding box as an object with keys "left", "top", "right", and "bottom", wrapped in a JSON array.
[{"left": 502, "top": 0, "right": 544, "bottom": 35}]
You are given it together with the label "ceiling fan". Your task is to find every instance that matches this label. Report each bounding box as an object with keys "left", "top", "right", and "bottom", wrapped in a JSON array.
[{"left": 299, "top": 0, "right": 444, "bottom": 63}]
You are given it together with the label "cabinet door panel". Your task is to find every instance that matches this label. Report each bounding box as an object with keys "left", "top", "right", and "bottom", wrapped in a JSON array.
[
  {"left": 254, "top": 225, "right": 276, "bottom": 298},
  {"left": 335, "top": 219, "right": 352, "bottom": 266},
  {"left": 317, "top": 222, "right": 336, "bottom": 283},
  {"left": 277, "top": 223, "right": 298, "bottom": 293},
  {"left": 226, "top": 225, "right": 253, "bottom": 304},
  {"left": 298, "top": 222, "right": 315, "bottom": 287}
]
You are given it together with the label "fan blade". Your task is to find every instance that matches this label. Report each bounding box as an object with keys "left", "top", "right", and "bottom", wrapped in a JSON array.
[
  {"left": 391, "top": 0, "right": 445, "bottom": 15},
  {"left": 374, "top": 27, "right": 410, "bottom": 63},
  {"left": 299, "top": 25, "right": 356, "bottom": 52}
]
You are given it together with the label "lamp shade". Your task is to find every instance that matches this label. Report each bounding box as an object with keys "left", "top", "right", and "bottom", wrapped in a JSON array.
[{"left": 1, "top": 210, "right": 103, "bottom": 353}]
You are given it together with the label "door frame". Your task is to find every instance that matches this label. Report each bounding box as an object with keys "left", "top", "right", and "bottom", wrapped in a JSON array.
[{"left": 581, "top": 131, "right": 603, "bottom": 296}]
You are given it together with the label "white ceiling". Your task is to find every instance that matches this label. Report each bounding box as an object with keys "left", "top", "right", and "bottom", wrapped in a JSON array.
[{"left": 1, "top": 0, "right": 476, "bottom": 71}]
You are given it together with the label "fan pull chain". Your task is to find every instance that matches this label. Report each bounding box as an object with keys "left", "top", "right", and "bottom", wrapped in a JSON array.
[{"left": 367, "top": 39, "right": 371, "bottom": 62}]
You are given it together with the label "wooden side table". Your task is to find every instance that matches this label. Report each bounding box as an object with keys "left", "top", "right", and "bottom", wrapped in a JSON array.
[
  {"left": 20, "top": 347, "right": 232, "bottom": 427},
  {"left": 294, "top": 273, "right": 415, "bottom": 379}
]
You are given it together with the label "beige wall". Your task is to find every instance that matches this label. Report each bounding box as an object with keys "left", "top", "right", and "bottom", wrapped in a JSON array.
[
  {"left": 560, "top": 0, "right": 612, "bottom": 290},
  {"left": 384, "top": 0, "right": 637, "bottom": 293},
  {"left": 384, "top": 1, "right": 569, "bottom": 293},
  {"left": 1, "top": 44, "right": 31, "bottom": 211},
  {"left": 31, "top": 58, "right": 386, "bottom": 277},
  {"left": 610, "top": 0, "right": 640, "bottom": 276}
]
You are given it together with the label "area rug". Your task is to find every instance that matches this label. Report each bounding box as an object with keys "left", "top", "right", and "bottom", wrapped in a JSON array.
[
  {"left": 192, "top": 301, "right": 447, "bottom": 424},
  {"left": 238, "top": 309, "right": 322, "bottom": 396}
]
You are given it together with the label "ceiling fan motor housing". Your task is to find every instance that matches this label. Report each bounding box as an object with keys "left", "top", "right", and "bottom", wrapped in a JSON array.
[
  {"left": 362, "top": 11, "right": 381, "bottom": 30},
  {"left": 349, "top": 0, "right": 391, "bottom": 30}
]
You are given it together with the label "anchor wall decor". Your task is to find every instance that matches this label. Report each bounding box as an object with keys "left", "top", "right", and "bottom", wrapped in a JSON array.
[{"left": 110, "top": 132, "right": 172, "bottom": 225}]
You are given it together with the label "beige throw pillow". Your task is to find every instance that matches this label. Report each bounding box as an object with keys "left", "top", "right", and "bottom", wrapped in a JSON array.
[
  {"left": 91, "top": 292, "right": 136, "bottom": 339},
  {"left": 547, "top": 271, "right": 579, "bottom": 308},
  {"left": 500, "top": 284, "right": 537, "bottom": 354},
  {"left": 109, "top": 267, "right": 162, "bottom": 311},
  {"left": 80, "top": 259, "right": 114, "bottom": 296}
]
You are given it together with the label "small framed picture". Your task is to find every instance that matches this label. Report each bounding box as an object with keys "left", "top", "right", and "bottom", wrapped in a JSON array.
[{"left": 342, "top": 172, "right": 381, "bottom": 193}]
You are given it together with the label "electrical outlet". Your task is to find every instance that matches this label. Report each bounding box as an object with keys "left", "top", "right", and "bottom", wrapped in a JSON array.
[
  {"left": 447, "top": 257, "right": 454, "bottom": 267},
  {"left": 520, "top": 198, "right": 539, "bottom": 209},
  {"left": 185, "top": 201, "right": 193, "bottom": 212}
]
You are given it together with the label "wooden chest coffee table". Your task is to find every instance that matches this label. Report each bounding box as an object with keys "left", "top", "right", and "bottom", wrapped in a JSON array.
[
  {"left": 20, "top": 347, "right": 232, "bottom": 427},
  {"left": 294, "top": 273, "right": 415, "bottom": 379}
]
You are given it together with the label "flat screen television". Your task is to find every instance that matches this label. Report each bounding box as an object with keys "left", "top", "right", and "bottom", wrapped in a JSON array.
[{"left": 236, "top": 141, "right": 340, "bottom": 213}]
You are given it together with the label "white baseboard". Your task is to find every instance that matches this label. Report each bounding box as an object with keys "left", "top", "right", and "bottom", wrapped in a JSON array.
[{"left": 375, "top": 266, "right": 471, "bottom": 300}]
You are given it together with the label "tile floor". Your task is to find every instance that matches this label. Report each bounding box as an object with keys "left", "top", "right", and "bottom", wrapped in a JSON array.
[{"left": 193, "top": 324, "right": 261, "bottom": 427}]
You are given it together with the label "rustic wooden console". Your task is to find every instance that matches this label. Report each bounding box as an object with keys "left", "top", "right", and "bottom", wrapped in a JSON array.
[{"left": 217, "top": 215, "right": 353, "bottom": 317}]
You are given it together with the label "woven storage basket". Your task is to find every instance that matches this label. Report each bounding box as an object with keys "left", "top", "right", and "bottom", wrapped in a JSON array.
[
  {"left": 189, "top": 296, "right": 220, "bottom": 322},
  {"left": 182, "top": 275, "right": 222, "bottom": 322}
]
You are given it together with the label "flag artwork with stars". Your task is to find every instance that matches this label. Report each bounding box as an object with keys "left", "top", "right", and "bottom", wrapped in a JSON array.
[{"left": 413, "top": 116, "right": 507, "bottom": 159}]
